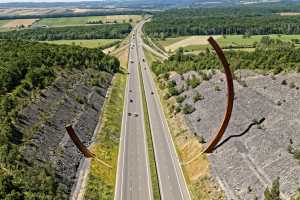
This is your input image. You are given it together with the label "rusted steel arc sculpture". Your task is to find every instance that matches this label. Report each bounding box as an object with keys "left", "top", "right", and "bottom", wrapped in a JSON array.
[
  {"left": 203, "top": 37, "right": 235, "bottom": 153},
  {"left": 65, "top": 125, "right": 95, "bottom": 158}
]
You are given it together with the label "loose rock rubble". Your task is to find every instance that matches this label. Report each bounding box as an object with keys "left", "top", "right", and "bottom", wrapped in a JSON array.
[
  {"left": 16, "top": 68, "right": 112, "bottom": 194},
  {"left": 170, "top": 70, "right": 300, "bottom": 200}
]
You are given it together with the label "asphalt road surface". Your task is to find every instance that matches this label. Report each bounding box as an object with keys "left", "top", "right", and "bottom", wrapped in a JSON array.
[
  {"left": 136, "top": 21, "right": 191, "bottom": 200},
  {"left": 114, "top": 27, "right": 153, "bottom": 200}
]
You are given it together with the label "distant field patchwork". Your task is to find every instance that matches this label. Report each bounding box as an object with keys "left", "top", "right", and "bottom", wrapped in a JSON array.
[
  {"left": 156, "top": 34, "right": 300, "bottom": 52},
  {"left": 163, "top": 35, "right": 221, "bottom": 52},
  {"left": 44, "top": 39, "right": 120, "bottom": 48},
  {"left": 37, "top": 15, "right": 142, "bottom": 27},
  {"left": 0, "top": 20, "right": 11, "bottom": 27},
  {"left": 2, "top": 19, "right": 39, "bottom": 28}
]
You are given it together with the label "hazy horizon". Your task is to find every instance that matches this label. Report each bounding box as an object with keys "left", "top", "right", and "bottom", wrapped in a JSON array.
[{"left": 0, "top": 0, "right": 106, "bottom": 3}]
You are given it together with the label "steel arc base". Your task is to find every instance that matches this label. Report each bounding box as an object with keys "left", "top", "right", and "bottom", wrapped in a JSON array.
[{"left": 65, "top": 125, "right": 95, "bottom": 158}]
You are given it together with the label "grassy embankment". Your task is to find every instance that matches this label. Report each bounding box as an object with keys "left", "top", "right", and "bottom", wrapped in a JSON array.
[
  {"left": 155, "top": 34, "right": 300, "bottom": 53},
  {"left": 84, "top": 47, "right": 128, "bottom": 200},
  {"left": 143, "top": 48, "right": 225, "bottom": 200},
  {"left": 138, "top": 63, "right": 161, "bottom": 200},
  {"left": 36, "top": 15, "right": 142, "bottom": 27}
]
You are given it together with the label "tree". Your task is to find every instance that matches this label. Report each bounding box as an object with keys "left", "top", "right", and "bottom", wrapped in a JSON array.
[{"left": 182, "top": 104, "right": 195, "bottom": 114}]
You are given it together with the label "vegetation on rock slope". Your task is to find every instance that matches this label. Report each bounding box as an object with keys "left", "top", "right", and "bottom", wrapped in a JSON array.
[{"left": 0, "top": 39, "right": 120, "bottom": 199}]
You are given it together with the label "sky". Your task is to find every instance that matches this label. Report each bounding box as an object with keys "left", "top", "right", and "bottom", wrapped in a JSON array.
[{"left": 0, "top": 0, "right": 104, "bottom": 2}]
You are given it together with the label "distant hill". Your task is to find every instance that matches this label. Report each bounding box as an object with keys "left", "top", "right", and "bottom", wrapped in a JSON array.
[{"left": 0, "top": 0, "right": 298, "bottom": 10}]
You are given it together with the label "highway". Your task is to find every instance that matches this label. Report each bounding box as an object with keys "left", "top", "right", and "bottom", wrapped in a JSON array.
[
  {"left": 114, "top": 27, "right": 153, "bottom": 200},
  {"left": 136, "top": 21, "right": 191, "bottom": 200}
]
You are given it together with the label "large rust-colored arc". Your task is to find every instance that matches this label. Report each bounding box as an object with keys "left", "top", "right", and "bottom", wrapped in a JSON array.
[
  {"left": 65, "top": 125, "right": 95, "bottom": 158},
  {"left": 203, "top": 37, "right": 234, "bottom": 153}
]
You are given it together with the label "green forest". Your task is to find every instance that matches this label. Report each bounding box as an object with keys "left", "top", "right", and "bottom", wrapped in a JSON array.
[
  {"left": 144, "top": 5, "right": 300, "bottom": 37},
  {"left": 151, "top": 37, "right": 300, "bottom": 76},
  {"left": 0, "top": 23, "right": 132, "bottom": 41},
  {"left": 0, "top": 40, "right": 120, "bottom": 199}
]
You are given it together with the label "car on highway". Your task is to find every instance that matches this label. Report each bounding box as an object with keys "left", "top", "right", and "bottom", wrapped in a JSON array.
[
  {"left": 128, "top": 112, "right": 132, "bottom": 116},
  {"left": 130, "top": 99, "right": 133, "bottom": 103},
  {"left": 130, "top": 60, "right": 134, "bottom": 63},
  {"left": 142, "top": 58, "right": 145, "bottom": 62},
  {"left": 151, "top": 91, "right": 154, "bottom": 95},
  {"left": 134, "top": 113, "right": 139, "bottom": 117}
]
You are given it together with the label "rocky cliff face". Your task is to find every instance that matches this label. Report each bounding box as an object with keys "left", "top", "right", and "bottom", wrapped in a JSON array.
[
  {"left": 15, "top": 68, "right": 112, "bottom": 194},
  {"left": 169, "top": 70, "right": 300, "bottom": 199}
]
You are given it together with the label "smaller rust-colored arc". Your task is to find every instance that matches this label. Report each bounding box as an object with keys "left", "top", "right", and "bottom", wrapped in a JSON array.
[
  {"left": 65, "top": 125, "right": 95, "bottom": 158},
  {"left": 203, "top": 37, "right": 235, "bottom": 153}
]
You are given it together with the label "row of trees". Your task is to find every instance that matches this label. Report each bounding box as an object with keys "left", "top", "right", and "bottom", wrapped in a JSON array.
[
  {"left": 0, "top": 23, "right": 132, "bottom": 41},
  {"left": 144, "top": 6, "right": 300, "bottom": 37},
  {"left": 0, "top": 39, "right": 120, "bottom": 199},
  {"left": 151, "top": 37, "right": 300, "bottom": 76}
]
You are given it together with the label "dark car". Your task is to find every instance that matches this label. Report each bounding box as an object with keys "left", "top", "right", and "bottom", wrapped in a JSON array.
[
  {"left": 130, "top": 99, "right": 133, "bottom": 103},
  {"left": 128, "top": 112, "right": 132, "bottom": 116},
  {"left": 151, "top": 91, "right": 154, "bottom": 95},
  {"left": 134, "top": 113, "right": 139, "bottom": 117}
]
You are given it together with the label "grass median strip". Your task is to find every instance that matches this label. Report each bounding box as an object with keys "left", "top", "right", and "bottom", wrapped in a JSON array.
[
  {"left": 144, "top": 47, "right": 225, "bottom": 200},
  {"left": 84, "top": 67, "right": 127, "bottom": 200},
  {"left": 138, "top": 63, "right": 161, "bottom": 200}
]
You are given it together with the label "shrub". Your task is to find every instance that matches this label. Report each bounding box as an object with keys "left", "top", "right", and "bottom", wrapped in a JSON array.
[
  {"left": 182, "top": 104, "right": 195, "bottom": 114},
  {"left": 186, "top": 75, "right": 201, "bottom": 88},
  {"left": 281, "top": 80, "right": 287, "bottom": 85},
  {"left": 289, "top": 82, "right": 296, "bottom": 89},
  {"left": 167, "top": 80, "right": 176, "bottom": 88},
  {"left": 25, "top": 66, "right": 54, "bottom": 89},
  {"left": 193, "top": 92, "right": 204, "bottom": 103},
  {"left": 273, "top": 67, "right": 282, "bottom": 75},
  {"left": 198, "top": 135, "right": 206, "bottom": 144},
  {"left": 75, "top": 96, "right": 85, "bottom": 104},
  {"left": 176, "top": 95, "right": 186, "bottom": 103},
  {"left": 200, "top": 71, "right": 212, "bottom": 81},
  {"left": 168, "top": 87, "right": 180, "bottom": 96},
  {"left": 163, "top": 73, "right": 169, "bottom": 80},
  {"left": 214, "top": 85, "right": 221, "bottom": 91},
  {"left": 175, "top": 105, "right": 181, "bottom": 114},
  {"left": 264, "top": 177, "right": 281, "bottom": 200}
]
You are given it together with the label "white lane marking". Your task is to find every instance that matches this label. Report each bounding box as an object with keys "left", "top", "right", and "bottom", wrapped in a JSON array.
[
  {"left": 137, "top": 22, "right": 191, "bottom": 200},
  {"left": 136, "top": 25, "right": 165, "bottom": 200},
  {"left": 115, "top": 31, "right": 135, "bottom": 200},
  {"left": 135, "top": 34, "right": 154, "bottom": 200}
]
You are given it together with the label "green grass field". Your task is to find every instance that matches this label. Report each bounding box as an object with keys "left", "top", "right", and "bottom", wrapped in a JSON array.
[
  {"left": 44, "top": 39, "right": 120, "bottom": 48},
  {"left": 156, "top": 34, "right": 300, "bottom": 53},
  {"left": 156, "top": 36, "right": 189, "bottom": 47},
  {"left": 37, "top": 15, "right": 142, "bottom": 27},
  {"left": 0, "top": 20, "right": 11, "bottom": 27}
]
